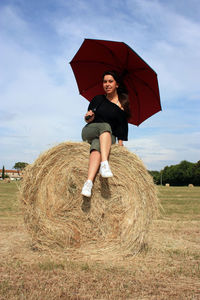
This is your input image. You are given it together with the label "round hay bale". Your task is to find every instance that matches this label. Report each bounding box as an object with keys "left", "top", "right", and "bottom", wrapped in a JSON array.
[
  {"left": 4, "top": 178, "right": 10, "bottom": 183},
  {"left": 19, "top": 142, "right": 159, "bottom": 260},
  {"left": 188, "top": 184, "right": 194, "bottom": 188}
]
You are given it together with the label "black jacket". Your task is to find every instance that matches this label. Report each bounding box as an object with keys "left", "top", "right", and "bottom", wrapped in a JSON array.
[{"left": 88, "top": 95, "right": 128, "bottom": 141}]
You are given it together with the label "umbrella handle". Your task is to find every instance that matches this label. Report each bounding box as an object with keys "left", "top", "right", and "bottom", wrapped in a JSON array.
[
  {"left": 85, "top": 108, "right": 96, "bottom": 120},
  {"left": 85, "top": 115, "right": 92, "bottom": 120}
]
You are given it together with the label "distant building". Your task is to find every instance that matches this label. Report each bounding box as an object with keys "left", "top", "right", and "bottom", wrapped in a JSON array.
[{"left": 0, "top": 169, "right": 23, "bottom": 180}]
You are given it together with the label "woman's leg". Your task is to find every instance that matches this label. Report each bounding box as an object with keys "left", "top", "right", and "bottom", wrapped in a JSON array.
[
  {"left": 81, "top": 150, "right": 101, "bottom": 197},
  {"left": 99, "top": 131, "right": 113, "bottom": 178},
  {"left": 99, "top": 131, "right": 112, "bottom": 162},
  {"left": 81, "top": 124, "right": 113, "bottom": 196},
  {"left": 87, "top": 150, "right": 101, "bottom": 182}
]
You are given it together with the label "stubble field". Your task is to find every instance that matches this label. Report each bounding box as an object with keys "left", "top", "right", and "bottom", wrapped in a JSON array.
[{"left": 0, "top": 181, "right": 200, "bottom": 299}]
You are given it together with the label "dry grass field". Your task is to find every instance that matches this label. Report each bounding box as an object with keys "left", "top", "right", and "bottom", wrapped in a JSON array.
[{"left": 0, "top": 181, "right": 200, "bottom": 300}]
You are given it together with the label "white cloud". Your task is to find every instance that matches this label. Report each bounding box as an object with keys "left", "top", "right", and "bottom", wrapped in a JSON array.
[
  {"left": 124, "top": 0, "right": 200, "bottom": 101},
  {"left": 0, "top": 4, "right": 87, "bottom": 169},
  {"left": 127, "top": 131, "right": 200, "bottom": 170},
  {"left": 0, "top": 0, "right": 200, "bottom": 171},
  {"left": 54, "top": 0, "right": 200, "bottom": 102}
]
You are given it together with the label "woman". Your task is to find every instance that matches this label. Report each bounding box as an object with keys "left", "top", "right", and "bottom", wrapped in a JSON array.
[{"left": 81, "top": 70, "right": 130, "bottom": 197}]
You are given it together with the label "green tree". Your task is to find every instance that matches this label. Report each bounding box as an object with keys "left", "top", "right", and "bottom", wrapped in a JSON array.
[
  {"left": 2, "top": 165, "right": 5, "bottom": 179},
  {"left": 193, "top": 161, "right": 200, "bottom": 186},
  {"left": 178, "top": 160, "right": 194, "bottom": 185},
  {"left": 162, "top": 161, "right": 195, "bottom": 186},
  {"left": 150, "top": 160, "right": 200, "bottom": 186},
  {"left": 148, "top": 170, "right": 161, "bottom": 185},
  {"left": 13, "top": 162, "right": 28, "bottom": 171}
]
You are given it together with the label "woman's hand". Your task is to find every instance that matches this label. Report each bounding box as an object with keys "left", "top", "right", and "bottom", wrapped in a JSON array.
[
  {"left": 84, "top": 110, "right": 95, "bottom": 123},
  {"left": 118, "top": 140, "right": 124, "bottom": 146}
]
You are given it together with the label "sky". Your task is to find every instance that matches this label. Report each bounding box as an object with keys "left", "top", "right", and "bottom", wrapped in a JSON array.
[{"left": 0, "top": 0, "right": 200, "bottom": 171}]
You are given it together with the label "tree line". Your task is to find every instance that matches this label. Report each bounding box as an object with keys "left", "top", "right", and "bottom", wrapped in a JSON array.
[
  {"left": 1, "top": 160, "right": 199, "bottom": 186},
  {"left": 149, "top": 160, "right": 200, "bottom": 186}
]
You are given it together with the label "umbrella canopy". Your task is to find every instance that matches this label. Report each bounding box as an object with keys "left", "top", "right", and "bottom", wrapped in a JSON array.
[{"left": 70, "top": 38, "right": 161, "bottom": 126}]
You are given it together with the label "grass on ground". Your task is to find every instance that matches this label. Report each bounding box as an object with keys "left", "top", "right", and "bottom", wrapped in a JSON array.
[{"left": 0, "top": 181, "right": 200, "bottom": 299}]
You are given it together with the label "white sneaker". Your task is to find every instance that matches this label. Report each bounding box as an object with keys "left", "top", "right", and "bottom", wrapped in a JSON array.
[
  {"left": 81, "top": 180, "right": 93, "bottom": 197},
  {"left": 99, "top": 161, "right": 113, "bottom": 178}
]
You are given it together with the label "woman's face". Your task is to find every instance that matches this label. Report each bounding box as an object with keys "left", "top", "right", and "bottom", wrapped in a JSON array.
[{"left": 103, "top": 74, "right": 118, "bottom": 95}]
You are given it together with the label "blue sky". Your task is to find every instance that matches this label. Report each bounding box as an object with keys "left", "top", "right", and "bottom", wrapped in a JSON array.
[{"left": 0, "top": 0, "right": 200, "bottom": 171}]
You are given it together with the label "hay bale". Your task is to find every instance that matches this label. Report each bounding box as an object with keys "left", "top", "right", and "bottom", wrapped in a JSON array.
[
  {"left": 188, "top": 184, "right": 194, "bottom": 187},
  {"left": 3, "top": 178, "right": 10, "bottom": 183},
  {"left": 19, "top": 142, "right": 159, "bottom": 260},
  {"left": 165, "top": 183, "right": 170, "bottom": 187}
]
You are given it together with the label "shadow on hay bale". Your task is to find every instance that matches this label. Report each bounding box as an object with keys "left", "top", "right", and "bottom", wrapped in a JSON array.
[{"left": 19, "top": 142, "right": 159, "bottom": 260}]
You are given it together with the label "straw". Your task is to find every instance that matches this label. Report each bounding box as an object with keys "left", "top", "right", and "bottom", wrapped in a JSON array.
[{"left": 19, "top": 142, "right": 159, "bottom": 260}]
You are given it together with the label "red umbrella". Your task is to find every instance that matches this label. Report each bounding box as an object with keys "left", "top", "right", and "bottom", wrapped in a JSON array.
[{"left": 70, "top": 38, "right": 161, "bottom": 126}]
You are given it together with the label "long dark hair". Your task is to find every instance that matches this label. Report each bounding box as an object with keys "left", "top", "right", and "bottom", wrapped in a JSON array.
[{"left": 102, "top": 70, "right": 130, "bottom": 118}]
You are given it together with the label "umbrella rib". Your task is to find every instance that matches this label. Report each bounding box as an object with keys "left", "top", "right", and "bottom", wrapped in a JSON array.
[
  {"left": 91, "top": 39, "right": 123, "bottom": 68},
  {"left": 129, "top": 66, "right": 157, "bottom": 76},
  {"left": 71, "top": 60, "right": 117, "bottom": 67},
  {"left": 126, "top": 75, "right": 160, "bottom": 125},
  {"left": 79, "top": 80, "right": 103, "bottom": 94},
  {"left": 126, "top": 81, "right": 141, "bottom": 125},
  {"left": 127, "top": 73, "right": 160, "bottom": 100},
  {"left": 125, "top": 42, "right": 157, "bottom": 73}
]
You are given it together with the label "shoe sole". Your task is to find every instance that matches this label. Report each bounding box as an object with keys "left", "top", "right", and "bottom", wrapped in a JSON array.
[
  {"left": 81, "top": 191, "right": 91, "bottom": 197},
  {"left": 100, "top": 173, "right": 113, "bottom": 178}
]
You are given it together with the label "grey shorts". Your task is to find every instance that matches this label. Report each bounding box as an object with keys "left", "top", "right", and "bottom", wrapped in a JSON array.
[{"left": 82, "top": 122, "right": 116, "bottom": 152}]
